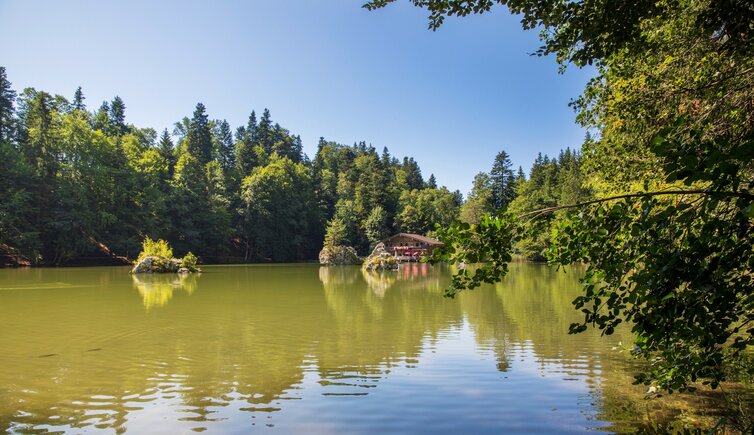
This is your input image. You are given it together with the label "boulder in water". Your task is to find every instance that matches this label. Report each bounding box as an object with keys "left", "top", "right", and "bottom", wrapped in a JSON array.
[
  {"left": 131, "top": 256, "right": 187, "bottom": 274},
  {"left": 319, "top": 245, "right": 362, "bottom": 266},
  {"left": 363, "top": 242, "right": 399, "bottom": 271}
]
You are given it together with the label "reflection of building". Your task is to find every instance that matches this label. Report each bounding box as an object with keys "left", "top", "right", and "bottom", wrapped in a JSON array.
[{"left": 382, "top": 233, "right": 443, "bottom": 259}]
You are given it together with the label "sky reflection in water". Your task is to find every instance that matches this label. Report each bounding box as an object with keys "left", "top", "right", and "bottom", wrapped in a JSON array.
[{"left": 0, "top": 263, "right": 632, "bottom": 434}]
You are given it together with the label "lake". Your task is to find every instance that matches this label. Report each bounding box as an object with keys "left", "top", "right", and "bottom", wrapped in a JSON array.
[{"left": 0, "top": 263, "right": 638, "bottom": 434}]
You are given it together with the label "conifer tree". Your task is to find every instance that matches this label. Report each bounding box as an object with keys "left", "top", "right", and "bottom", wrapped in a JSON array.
[
  {"left": 109, "top": 96, "right": 126, "bottom": 136},
  {"left": 324, "top": 217, "right": 348, "bottom": 247},
  {"left": 401, "top": 157, "right": 424, "bottom": 190},
  {"left": 72, "top": 87, "right": 85, "bottom": 111},
  {"left": 427, "top": 174, "right": 437, "bottom": 189},
  {"left": 0, "top": 67, "right": 16, "bottom": 143},
  {"left": 364, "top": 205, "right": 389, "bottom": 247},
  {"left": 215, "top": 119, "right": 235, "bottom": 172},
  {"left": 235, "top": 112, "right": 259, "bottom": 176},
  {"left": 256, "top": 108, "right": 273, "bottom": 153},
  {"left": 245, "top": 110, "right": 257, "bottom": 144},
  {"left": 185, "top": 103, "right": 212, "bottom": 164},
  {"left": 490, "top": 150, "right": 516, "bottom": 211},
  {"left": 381, "top": 146, "right": 391, "bottom": 166},
  {"left": 460, "top": 172, "right": 493, "bottom": 224},
  {"left": 158, "top": 129, "right": 176, "bottom": 177},
  {"left": 92, "top": 101, "right": 110, "bottom": 133}
]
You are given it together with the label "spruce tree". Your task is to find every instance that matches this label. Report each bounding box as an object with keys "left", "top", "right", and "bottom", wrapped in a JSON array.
[
  {"left": 291, "top": 135, "right": 303, "bottom": 162},
  {"left": 401, "top": 157, "right": 424, "bottom": 190},
  {"left": 381, "top": 147, "right": 391, "bottom": 166},
  {"left": 427, "top": 174, "right": 437, "bottom": 189},
  {"left": 235, "top": 126, "right": 246, "bottom": 143},
  {"left": 0, "top": 67, "right": 16, "bottom": 143},
  {"left": 235, "top": 112, "right": 259, "bottom": 176},
  {"left": 215, "top": 119, "right": 234, "bottom": 172},
  {"left": 158, "top": 129, "right": 176, "bottom": 177},
  {"left": 490, "top": 150, "right": 516, "bottom": 211},
  {"left": 72, "top": 86, "right": 85, "bottom": 111},
  {"left": 245, "top": 110, "right": 257, "bottom": 144},
  {"left": 257, "top": 108, "right": 273, "bottom": 153},
  {"left": 109, "top": 96, "right": 126, "bottom": 136},
  {"left": 185, "top": 103, "right": 213, "bottom": 164},
  {"left": 92, "top": 101, "right": 110, "bottom": 132}
]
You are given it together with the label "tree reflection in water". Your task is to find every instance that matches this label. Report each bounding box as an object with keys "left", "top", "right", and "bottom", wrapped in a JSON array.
[
  {"left": 131, "top": 273, "right": 199, "bottom": 310},
  {"left": 0, "top": 263, "right": 666, "bottom": 434}
]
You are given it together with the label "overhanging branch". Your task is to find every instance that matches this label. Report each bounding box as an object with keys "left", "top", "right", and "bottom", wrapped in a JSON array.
[{"left": 519, "top": 189, "right": 754, "bottom": 220}]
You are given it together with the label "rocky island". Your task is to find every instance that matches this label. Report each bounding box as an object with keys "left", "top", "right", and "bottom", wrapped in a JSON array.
[{"left": 130, "top": 238, "right": 200, "bottom": 274}]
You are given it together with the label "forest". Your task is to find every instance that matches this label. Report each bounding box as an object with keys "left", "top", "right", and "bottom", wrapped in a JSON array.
[
  {"left": 2, "top": 0, "right": 753, "bottom": 428},
  {"left": 0, "top": 67, "right": 472, "bottom": 265},
  {"left": 0, "top": 65, "right": 592, "bottom": 267}
]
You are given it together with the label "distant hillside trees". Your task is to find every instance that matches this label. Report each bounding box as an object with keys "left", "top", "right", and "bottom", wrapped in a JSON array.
[{"left": 459, "top": 146, "right": 590, "bottom": 261}]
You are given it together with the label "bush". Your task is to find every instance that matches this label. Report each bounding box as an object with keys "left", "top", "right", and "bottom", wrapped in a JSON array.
[
  {"left": 181, "top": 251, "right": 199, "bottom": 272},
  {"left": 138, "top": 237, "right": 174, "bottom": 261}
]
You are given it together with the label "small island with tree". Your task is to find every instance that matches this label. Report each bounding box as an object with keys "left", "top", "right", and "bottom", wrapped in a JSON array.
[{"left": 131, "top": 237, "right": 200, "bottom": 274}]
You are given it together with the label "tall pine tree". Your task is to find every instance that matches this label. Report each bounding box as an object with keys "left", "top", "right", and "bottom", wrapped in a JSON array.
[
  {"left": 72, "top": 87, "right": 85, "bottom": 111},
  {"left": 158, "top": 129, "right": 176, "bottom": 178},
  {"left": 109, "top": 96, "right": 126, "bottom": 136},
  {"left": 0, "top": 67, "right": 16, "bottom": 143},
  {"left": 185, "top": 103, "right": 213, "bottom": 164},
  {"left": 490, "top": 150, "right": 516, "bottom": 211}
]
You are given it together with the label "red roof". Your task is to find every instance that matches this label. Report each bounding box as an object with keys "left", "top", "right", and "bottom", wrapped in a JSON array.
[{"left": 381, "top": 233, "right": 443, "bottom": 246}]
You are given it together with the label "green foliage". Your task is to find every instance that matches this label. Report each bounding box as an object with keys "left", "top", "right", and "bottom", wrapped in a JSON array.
[
  {"left": 72, "top": 87, "right": 85, "bottom": 111},
  {"left": 384, "top": 0, "right": 754, "bottom": 395},
  {"left": 363, "top": 0, "right": 754, "bottom": 67},
  {"left": 108, "top": 96, "right": 127, "bottom": 136},
  {"left": 324, "top": 217, "right": 348, "bottom": 248},
  {"left": 240, "top": 154, "right": 320, "bottom": 261},
  {"left": 550, "top": 122, "right": 754, "bottom": 391},
  {"left": 363, "top": 205, "right": 389, "bottom": 247},
  {"left": 550, "top": 189, "right": 753, "bottom": 391},
  {"left": 0, "top": 66, "right": 16, "bottom": 142},
  {"left": 185, "top": 103, "right": 212, "bottom": 164},
  {"left": 312, "top": 139, "right": 458, "bottom": 255},
  {"left": 92, "top": 101, "right": 110, "bottom": 133},
  {"left": 214, "top": 119, "right": 235, "bottom": 172},
  {"left": 181, "top": 251, "right": 199, "bottom": 272},
  {"left": 460, "top": 172, "right": 494, "bottom": 224},
  {"left": 429, "top": 214, "right": 518, "bottom": 298},
  {"left": 0, "top": 66, "right": 454, "bottom": 266},
  {"left": 396, "top": 187, "right": 460, "bottom": 235},
  {"left": 138, "top": 237, "right": 173, "bottom": 261},
  {"left": 0, "top": 139, "right": 39, "bottom": 262},
  {"left": 507, "top": 148, "right": 590, "bottom": 260},
  {"left": 490, "top": 150, "right": 516, "bottom": 211}
]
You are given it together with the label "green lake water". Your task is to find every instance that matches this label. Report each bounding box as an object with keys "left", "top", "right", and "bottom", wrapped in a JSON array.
[{"left": 0, "top": 263, "right": 637, "bottom": 434}]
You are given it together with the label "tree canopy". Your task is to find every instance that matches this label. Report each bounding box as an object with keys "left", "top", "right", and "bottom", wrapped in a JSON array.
[{"left": 0, "top": 69, "right": 459, "bottom": 265}]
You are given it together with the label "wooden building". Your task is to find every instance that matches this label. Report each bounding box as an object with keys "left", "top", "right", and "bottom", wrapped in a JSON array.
[{"left": 381, "top": 233, "right": 443, "bottom": 259}]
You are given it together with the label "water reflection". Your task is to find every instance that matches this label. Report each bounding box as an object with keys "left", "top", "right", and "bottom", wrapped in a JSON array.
[
  {"left": 131, "top": 273, "right": 198, "bottom": 310},
  {"left": 0, "top": 264, "right": 634, "bottom": 433}
]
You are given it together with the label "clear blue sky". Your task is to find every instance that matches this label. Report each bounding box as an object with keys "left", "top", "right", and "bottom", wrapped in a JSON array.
[{"left": 0, "top": 0, "right": 594, "bottom": 195}]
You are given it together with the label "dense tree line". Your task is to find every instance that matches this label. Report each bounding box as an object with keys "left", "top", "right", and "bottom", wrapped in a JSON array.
[
  {"left": 460, "top": 147, "right": 590, "bottom": 260},
  {"left": 508, "top": 147, "right": 590, "bottom": 260},
  {"left": 0, "top": 67, "right": 460, "bottom": 265},
  {"left": 315, "top": 139, "right": 461, "bottom": 254}
]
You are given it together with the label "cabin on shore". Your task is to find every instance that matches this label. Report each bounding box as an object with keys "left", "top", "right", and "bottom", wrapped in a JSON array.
[{"left": 381, "top": 233, "right": 443, "bottom": 260}]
